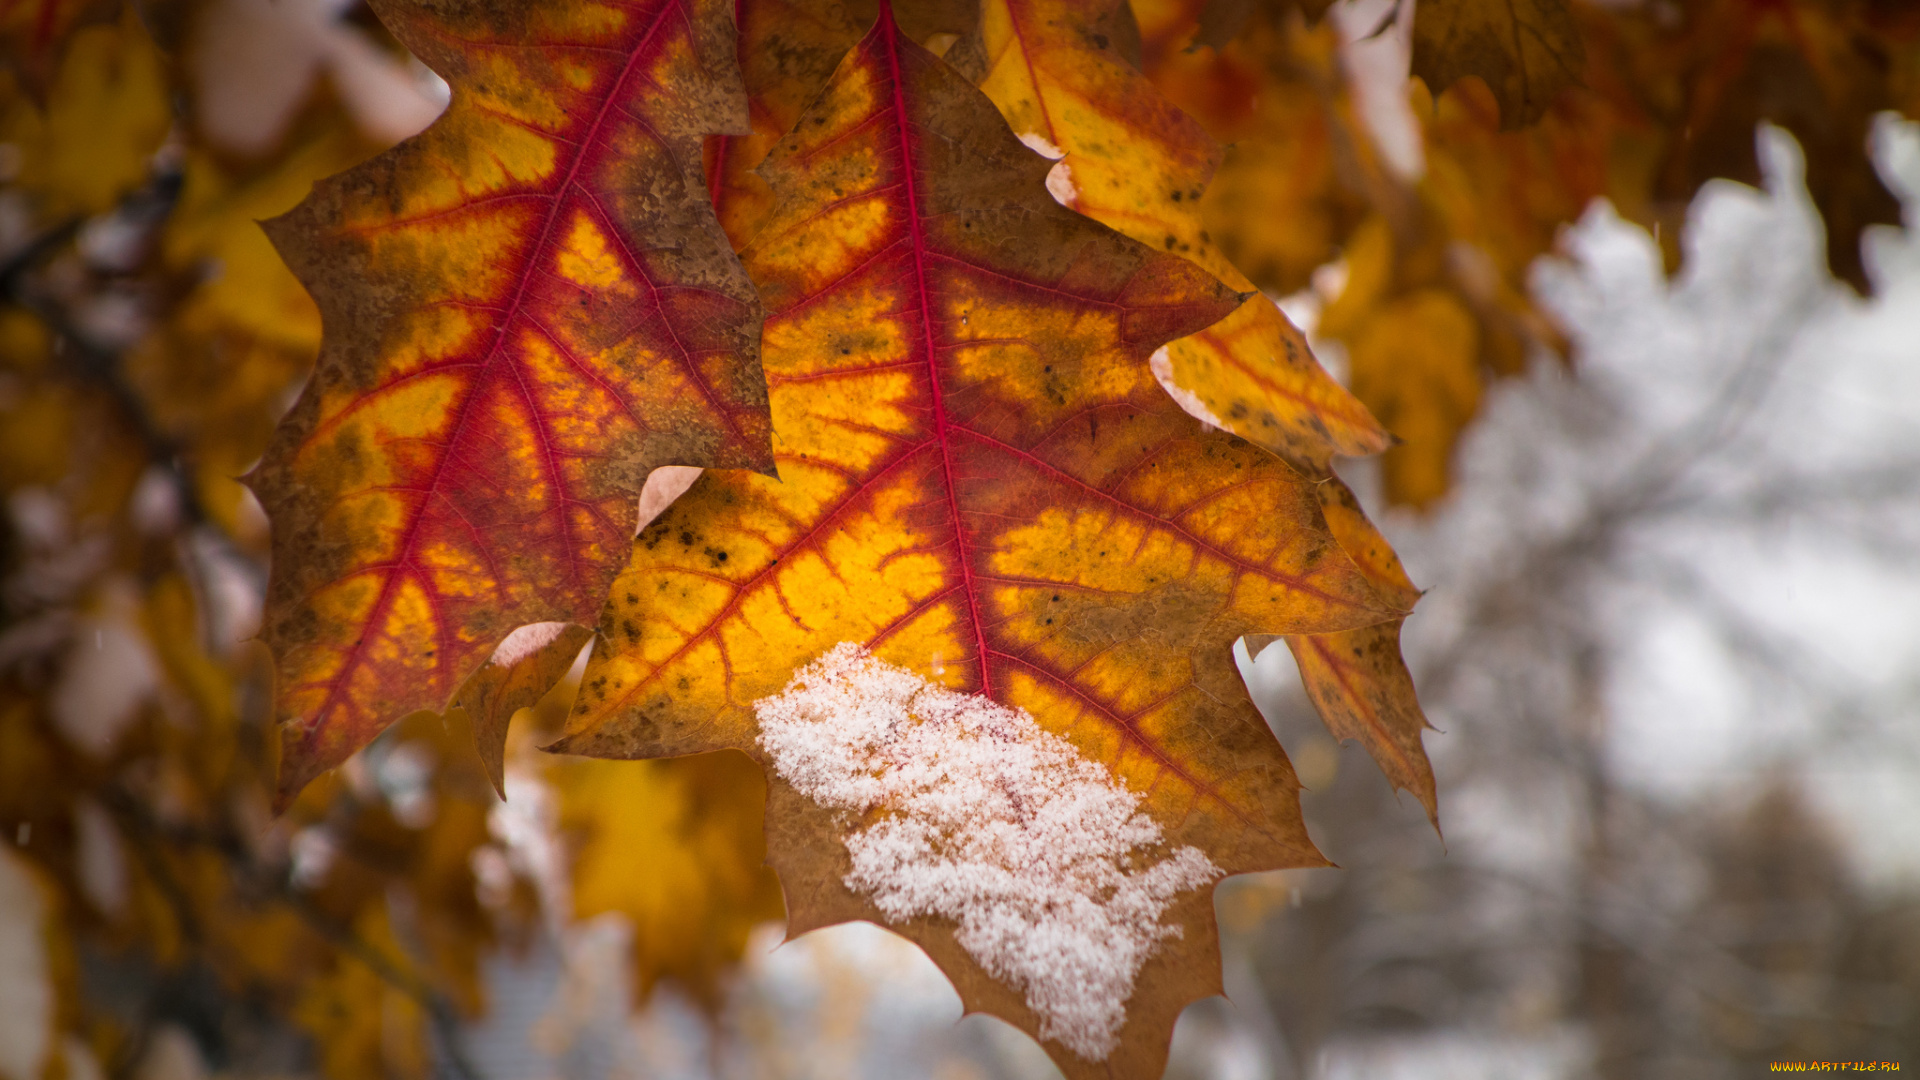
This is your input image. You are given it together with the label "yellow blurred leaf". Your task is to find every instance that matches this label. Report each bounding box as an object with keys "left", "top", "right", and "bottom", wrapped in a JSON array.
[
  {"left": 554, "top": 751, "right": 783, "bottom": 1008},
  {"left": 1348, "top": 287, "right": 1481, "bottom": 509},
  {"left": 293, "top": 906, "right": 430, "bottom": 1080},
  {"left": 7, "top": 10, "right": 169, "bottom": 218}
]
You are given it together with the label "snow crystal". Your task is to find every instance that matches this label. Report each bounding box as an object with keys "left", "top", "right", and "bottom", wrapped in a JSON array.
[{"left": 754, "top": 643, "right": 1223, "bottom": 1061}]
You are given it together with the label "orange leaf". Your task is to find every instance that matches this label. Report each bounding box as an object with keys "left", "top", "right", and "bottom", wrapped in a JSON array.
[
  {"left": 554, "top": 9, "right": 1399, "bottom": 1073},
  {"left": 1255, "top": 478, "right": 1435, "bottom": 825},
  {"left": 451, "top": 622, "right": 591, "bottom": 798},
  {"left": 966, "top": 0, "right": 1387, "bottom": 476},
  {"left": 972, "top": 0, "right": 1432, "bottom": 824},
  {"left": 252, "top": 0, "right": 775, "bottom": 809},
  {"left": 705, "top": 0, "right": 867, "bottom": 248}
]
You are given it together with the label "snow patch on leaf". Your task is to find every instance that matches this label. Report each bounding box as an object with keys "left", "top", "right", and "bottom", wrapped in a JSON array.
[{"left": 754, "top": 643, "right": 1223, "bottom": 1061}]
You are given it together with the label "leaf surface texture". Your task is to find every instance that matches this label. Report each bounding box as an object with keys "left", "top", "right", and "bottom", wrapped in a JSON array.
[{"left": 253, "top": 0, "right": 774, "bottom": 806}]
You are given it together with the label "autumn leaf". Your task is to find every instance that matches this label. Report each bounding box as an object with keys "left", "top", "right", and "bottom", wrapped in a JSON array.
[
  {"left": 251, "top": 0, "right": 777, "bottom": 808},
  {"left": 704, "top": 0, "right": 873, "bottom": 250},
  {"left": 706, "top": 0, "right": 980, "bottom": 250},
  {"left": 966, "top": 0, "right": 1434, "bottom": 825},
  {"left": 1410, "top": 0, "right": 1583, "bottom": 130},
  {"left": 961, "top": 0, "right": 1387, "bottom": 475},
  {"left": 551, "top": 8, "right": 1400, "bottom": 1074}
]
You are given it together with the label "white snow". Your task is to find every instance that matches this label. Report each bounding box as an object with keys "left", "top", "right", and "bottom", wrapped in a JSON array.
[{"left": 754, "top": 643, "right": 1222, "bottom": 1060}]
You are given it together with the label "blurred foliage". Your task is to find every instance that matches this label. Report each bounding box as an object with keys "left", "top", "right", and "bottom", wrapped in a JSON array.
[{"left": 0, "top": 0, "right": 1912, "bottom": 1075}]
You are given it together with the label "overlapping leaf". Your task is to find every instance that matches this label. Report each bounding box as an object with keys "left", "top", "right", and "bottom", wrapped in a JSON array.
[
  {"left": 252, "top": 0, "right": 776, "bottom": 807},
  {"left": 553, "top": 9, "right": 1401, "bottom": 1074},
  {"left": 960, "top": 0, "right": 1387, "bottom": 476},
  {"left": 706, "top": 0, "right": 979, "bottom": 249}
]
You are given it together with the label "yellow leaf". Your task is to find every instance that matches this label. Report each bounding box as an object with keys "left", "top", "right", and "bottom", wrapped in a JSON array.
[
  {"left": 8, "top": 10, "right": 168, "bottom": 218},
  {"left": 554, "top": 751, "right": 784, "bottom": 1007},
  {"left": 1347, "top": 288, "right": 1481, "bottom": 509}
]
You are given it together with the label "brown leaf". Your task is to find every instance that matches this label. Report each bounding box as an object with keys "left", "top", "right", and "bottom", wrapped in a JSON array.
[
  {"left": 965, "top": 0, "right": 1389, "bottom": 475},
  {"left": 1411, "top": 0, "right": 1584, "bottom": 129},
  {"left": 451, "top": 623, "right": 591, "bottom": 798},
  {"left": 553, "top": 7, "right": 1393, "bottom": 1071}
]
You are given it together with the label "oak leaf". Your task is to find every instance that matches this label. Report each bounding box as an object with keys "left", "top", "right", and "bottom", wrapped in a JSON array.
[
  {"left": 706, "top": 0, "right": 982, "bottom": 250},
  {"left": 553, "top": 8, "right": 1399, "bottom": 1074},
  {"left": 252, "top": 0, "right": 777, "bottom": 808},
  {"left": 1251, "top": 477, "right": 1434, "bottom": 822}
]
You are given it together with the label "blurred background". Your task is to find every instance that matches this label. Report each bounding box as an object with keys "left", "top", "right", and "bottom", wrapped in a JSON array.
[{"left": 1, "top": 0, "right": 1917, "bottom": 1078}]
